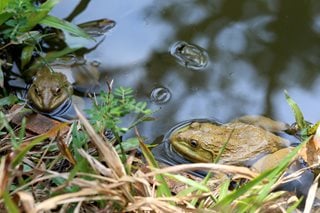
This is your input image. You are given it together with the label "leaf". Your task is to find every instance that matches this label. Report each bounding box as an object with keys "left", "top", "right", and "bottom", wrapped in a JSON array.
[
  {"left": 0, "top": 65, "right": 3, "bottom": 88},
  {"left": 164, "top": 173, "right": 210, "bottom": 192},
  {"left": 284, "top": 90, "right": 307, "bottom": 129},
  {"left": 12, "top": 123, "right": 68, "bottom": 167},
  {"left": 21, "top": 45, "right": 35, "bottom": 69},
  {"left": 39, "top": 15, "right": 92, "bottom": 40},
  {"left": 27, "top": 46, "right": 81, "bottom": 71},
  {"left": 0, "top": 0, "right": 10, "bottom": 11},
  {"left": 0, "top": 12, "right": 12, "bottom": 26},
  {"left": 40, "top": 0, "right": 61, "bottom": 11},
  {"left": 138, "top": 136, "right": 171, "bottom": 197},
  {"left": 3, "top": 190, "right": 19, "bottom": 213},
  {"left": 115, "top": 137, "right": 139, "bottom": 153},
  {"left": 0, "top": 95, "right": 18, "bottom": 106}
]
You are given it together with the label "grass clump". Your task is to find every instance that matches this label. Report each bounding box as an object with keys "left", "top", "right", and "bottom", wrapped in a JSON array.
[{"left": 0, "top": 89, "right": 314, "bottom": 212}]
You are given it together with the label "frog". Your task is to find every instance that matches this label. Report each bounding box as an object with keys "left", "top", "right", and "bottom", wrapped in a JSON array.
[
  {"left": 27, "top": 68, "right": 73, "bottom": 113},
  {"left": 169, "top": 117, "right": 291, "bottom": 169}
]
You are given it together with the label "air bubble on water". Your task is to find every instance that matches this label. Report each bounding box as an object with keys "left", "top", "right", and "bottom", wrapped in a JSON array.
[
  {"left": 170, "top": 41, "right": 209, "bottom": 70},
  {"left": 150, "top": 87, "right": 171, "bottom": 105}
]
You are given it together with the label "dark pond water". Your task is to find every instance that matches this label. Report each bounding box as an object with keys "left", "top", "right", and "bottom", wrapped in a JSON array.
[{"left": 52, "top": 0, "right": 320, "bottom": 142}]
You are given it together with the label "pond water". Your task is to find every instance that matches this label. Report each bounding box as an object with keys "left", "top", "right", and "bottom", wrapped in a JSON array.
[{"left": 52, "top": 0, "right": 320, "bottom": 142}]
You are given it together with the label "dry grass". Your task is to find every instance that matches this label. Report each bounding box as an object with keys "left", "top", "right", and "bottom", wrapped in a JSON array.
[{"left": 0, "top": 107, "right": 316, "bottom": 212}]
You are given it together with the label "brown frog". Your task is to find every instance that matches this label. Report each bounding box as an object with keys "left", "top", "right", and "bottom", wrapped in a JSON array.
[
  {"left": 169, "top": 117, "right": 291, "bottom": 170},
  {"left": 27, "top": 68, "right": 73, "bottom": 112}
]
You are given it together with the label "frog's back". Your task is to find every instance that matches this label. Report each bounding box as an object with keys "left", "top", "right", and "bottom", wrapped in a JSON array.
[{"left": 216, "top": 122, "right": 289, "bottom": 166}]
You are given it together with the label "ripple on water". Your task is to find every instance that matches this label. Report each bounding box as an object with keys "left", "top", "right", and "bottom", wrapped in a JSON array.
[
  {"left": 170, "top": 41, "right": 209, "bottom": 70},
  {"left": 150, "top": 86, "right": 171, "bottom": 105}
]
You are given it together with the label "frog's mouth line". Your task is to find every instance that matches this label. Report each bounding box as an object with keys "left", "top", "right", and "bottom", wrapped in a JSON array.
[
  {"left": 27, "top": 98, "right": 72, "bottom": 120},
  {"left": 169, "top": 142, "right": 188, "bottom": 160}
]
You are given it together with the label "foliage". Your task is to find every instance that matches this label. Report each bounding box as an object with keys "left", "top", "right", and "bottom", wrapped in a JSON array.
[
  {"left": 87, "top": 86, "right": 152, "bottom": 137},
  {"left": 0, "top": 0, "right": 91, "bottom": 83}
]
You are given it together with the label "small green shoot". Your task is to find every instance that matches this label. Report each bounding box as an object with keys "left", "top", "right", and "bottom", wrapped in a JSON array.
[{"left": 284, "top": 90, "right": 307, "bottom": 130}]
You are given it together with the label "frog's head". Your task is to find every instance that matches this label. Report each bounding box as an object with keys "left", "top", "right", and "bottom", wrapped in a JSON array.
[
  {"left": 27, "top": 69, "right": 73, "bottom": 112},
  {"left": 169, "top": 122, "right": 216, "bottom": 163}
]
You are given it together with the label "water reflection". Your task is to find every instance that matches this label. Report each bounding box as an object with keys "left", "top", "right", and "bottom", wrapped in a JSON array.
[
  {"left": 52, "top": 0, "right": 320, "bottom": 141},
  {"left": 170, "top": 41, "right": 209, "bottom": 70},
  {"left": 150, "top": 86, "right": 171, "bottom": 105}
]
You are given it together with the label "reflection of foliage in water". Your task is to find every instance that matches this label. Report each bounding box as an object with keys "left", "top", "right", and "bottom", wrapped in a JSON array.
[{"left": 139, "top": 0, "right": 320, "bottom": 118}]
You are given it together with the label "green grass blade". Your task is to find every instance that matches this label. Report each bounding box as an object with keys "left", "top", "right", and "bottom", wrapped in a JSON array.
[
  {"left": 40, "top": 0, "right": 61, "bottom": 11},
  {"left": 12, "top": 134, "right": 49, "bottom": 168},
  {"left": 256, "top": 139, "right": 307, "bottom": 202},
  {"left": 12, "top": 123, "right": 67, "bottom": 167},
  {"left": 164, "top": 173, "right": 210, "bottom": 192},
  {"left": 3, "top": 190, "right": 19, "bottom": 213},
  {"left": 214, "top": 169, "right": 273, "bottom": 210},
  {"left": 139, "top": 140, "right": 172, "bottom": 197},
  {"left": 39, "top": 15, "right": 92, "bottom": 40},
  {"left": 284, "top": 90, "right": 307, "bottom": 129}
]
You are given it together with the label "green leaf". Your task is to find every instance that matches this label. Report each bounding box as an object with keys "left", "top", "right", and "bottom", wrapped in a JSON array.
[
  {"left": 115, "top": 137, "right": 139, "bottom": 153},
  {"left": 20, "top": 10, "right": 50, "bottom": 32},
  {"left": 12, "top": 134, "right": 48, "bottom": 168},
  {"left": 165, "top": 173, "right": 210, "bottom": 192},
  {"left": 3, "top": 190, "right": 19, "bottom": 213},
  {"left": 0, "top": 95, "right": 18, "bottom": 106},
  {"left": 27, "top": 46, "right": 81, "bottom": 71},
  {"left": 39, "top": 15, "right": 92, "bottom": 40},
  {"left": 15, "top": 31, "right": 41, "bottom": 44},
  {"left": 0, "top": 65, "right": 3, "bottom": 88},
  {"left": 40, "top": 0, "right": 61, "bottom": 11},
  {"left": 139, "top": 140, "right": 172, "bottom": 197},
  {"left": 284, "top": 90, "right": 307, "bottom": 129},
  {"left": 0, "top": 12, "right": 12, "bottom": 26},
  {"left": 21, "top": 45, "right": 35, "bottom": 69},
  {"left": 0, "top": 0, "right": 10, "bottom": 12}
]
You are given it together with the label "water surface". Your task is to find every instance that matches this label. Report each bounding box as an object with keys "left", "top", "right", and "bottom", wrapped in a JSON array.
[{"left": 52, "top": 0, "right": 320, "bottom": 141}]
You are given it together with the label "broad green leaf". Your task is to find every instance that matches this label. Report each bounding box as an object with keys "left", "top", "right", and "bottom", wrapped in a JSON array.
[
  {"left": 21, "top": 45, "right": 35, "bottom": 69},
  {"left": 27, "top": 46, "right": 80, "bottom": 71},
  {"left": 0, "top": 94, "right": 18, "bottom": 106},
  {"left": 39, "top": 15, "right": 92, "bottom": 40},
  {"left": 284, "top": 90, "right": 307, "bottom": 129},
  {"left": 20, "top": 9, "right": 51, "bottom": 32},
  {"left": 0, "top": 12, "right": 12, "bottom": 25},
  {"left": 0, "top": 0, "right": 9, "bottom": 12},
  {"left": 115, "top": 137, "right": 139, "bottom": 153}
]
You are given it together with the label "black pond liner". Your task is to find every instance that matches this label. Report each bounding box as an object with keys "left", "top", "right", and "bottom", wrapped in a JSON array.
[{"left": 151, "top": 118, "right": 222, "bottom": 177}]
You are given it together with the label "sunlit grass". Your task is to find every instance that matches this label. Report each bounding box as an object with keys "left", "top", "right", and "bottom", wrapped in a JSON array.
[{"left": 0, "top": 106, "right": 312, "bottom": 212}]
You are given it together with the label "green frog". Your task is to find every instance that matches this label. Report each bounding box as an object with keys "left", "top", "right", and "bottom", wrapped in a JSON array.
[
  {"left": 27, "top": 68, "right": 73, "bottom": 112},
  {"left": 169, "top": 117, "right": 291, "bottom": 170}
]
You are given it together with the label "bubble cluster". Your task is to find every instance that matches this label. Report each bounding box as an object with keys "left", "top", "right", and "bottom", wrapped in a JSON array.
[
  {"left": 150, "top": 87, "right": 171, "bottom": 105},
  {"left": 170, "top": 41, "right": 209, "bottom": 70}
]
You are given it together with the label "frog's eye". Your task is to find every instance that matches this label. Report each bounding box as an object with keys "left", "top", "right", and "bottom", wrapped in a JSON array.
[
  {"left": 34, "top": 87, "right": 41, "bottom": 96},
  {"left": 189, "top": 139, "right": 198, "bottom": 148},
  {"left": 54, "top": 87, "right": 61, "bottom": 95}
]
